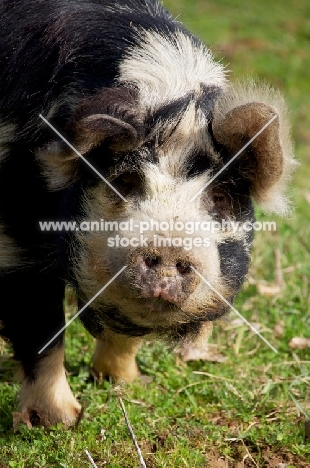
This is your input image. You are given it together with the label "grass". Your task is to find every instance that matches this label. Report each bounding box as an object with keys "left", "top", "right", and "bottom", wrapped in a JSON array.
[{"left": 1, "top": 0, "right": 310, "bottom": 466}]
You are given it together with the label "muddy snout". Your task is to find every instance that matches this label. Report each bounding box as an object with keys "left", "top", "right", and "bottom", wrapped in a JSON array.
[{"left": 127, "top": 247, "right": 201, "bottom": 305}]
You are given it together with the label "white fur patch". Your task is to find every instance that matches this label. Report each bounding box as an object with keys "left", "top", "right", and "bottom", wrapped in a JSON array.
[
  {"left": 19, "top": 346, "right": 81, "bottom": 427},
  {"left": 118, "top": 29, "right": 227, "bottom": 111}
]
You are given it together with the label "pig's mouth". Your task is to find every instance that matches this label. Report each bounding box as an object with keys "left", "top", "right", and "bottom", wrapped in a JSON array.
[
  {"left": 144, "top": 296, "right": 180, "bottom": 312},
  {"left": 113, "top": 288, "right": 230, "bottom": 330},
  {"left": 131, "top": 283, "right": 193, "bottom": 322},
  {"left": 136, "top": 277, "right": 189, "bottom": 307},
  {"left": 103, "top": 294, "right": 228, "bottom": 341}
]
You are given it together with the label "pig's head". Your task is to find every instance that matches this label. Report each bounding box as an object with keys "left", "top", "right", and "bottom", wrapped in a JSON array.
[{"left": 37, "top": 81, "right": 295, "bottom": 342}]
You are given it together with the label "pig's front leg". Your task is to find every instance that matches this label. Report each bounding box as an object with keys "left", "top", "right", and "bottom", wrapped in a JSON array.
[
  {"left": 1, "top": 270, "right": 81, "bottom": 428},
  {"left": 18, "top": 343, "right": 81, "bottom": 427},
  {"left": 92, "top": 330, "right": 142, "bottom": 383}
]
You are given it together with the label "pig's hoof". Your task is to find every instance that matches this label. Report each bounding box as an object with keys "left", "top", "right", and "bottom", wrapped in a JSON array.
[
  {"left": 18, "top": 375, "right": 82, "bottom": 428},
  {"left": 13, "top": 401, "right": 82, "bottom": 430},
  {"left": 90, "top": 362, "right": 140, "bottom": 384}
]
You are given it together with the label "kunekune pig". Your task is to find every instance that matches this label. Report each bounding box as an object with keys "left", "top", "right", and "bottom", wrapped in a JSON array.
[{"left": 0, "top": 0, "right": 295, "bottom": 427}]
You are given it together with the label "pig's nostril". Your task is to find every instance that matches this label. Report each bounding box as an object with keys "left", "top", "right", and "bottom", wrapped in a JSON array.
[
  {"left": 144, "top": 256, "right": 161, "bottom": 269},
  {"left": 176, "top": 262, "right": 192, "bottom": 275}
]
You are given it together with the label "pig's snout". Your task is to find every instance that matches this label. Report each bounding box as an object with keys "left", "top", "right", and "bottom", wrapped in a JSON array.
[
  {"left": 129, "top": 249, "right": 201, "bottom": 306},
  {"left": 143, "top": 256, "right": 193, "bottom": 303}
]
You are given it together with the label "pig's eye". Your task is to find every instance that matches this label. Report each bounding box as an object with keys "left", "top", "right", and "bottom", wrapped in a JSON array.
[
  {"left": 213, "top": 192, "right": 226, "bottom": 203},
  {"left": 112, "top": 172, "right": 143, "bottom": 197},
  {"left": 208, "top": 188, "right": 232, "bottom": 219},
  {"left": 211, "top": 188, "right": 229, "bottom": 206}
]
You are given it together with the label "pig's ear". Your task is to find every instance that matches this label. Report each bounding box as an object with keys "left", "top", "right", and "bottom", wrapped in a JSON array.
[
  {"left": 212, "top": 82, "right": 296, "bottom": 215},
  {"left": 72, "top": 87, "right": 144, "bottom": 153},
  {"left": 74, "top": 113, "right": 141, "bottom": 154},
  {"left": 36, "top": 88, "right": 143, "bottom": 190}
]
